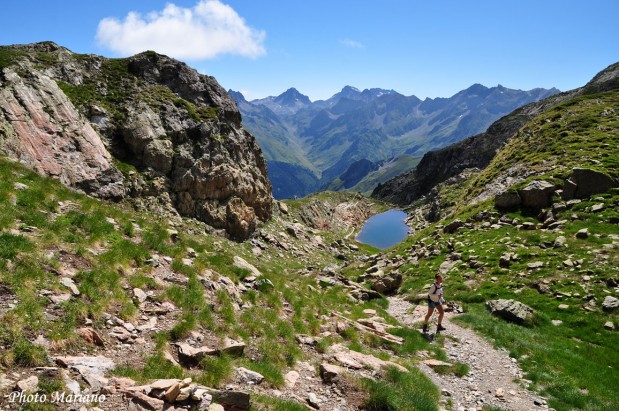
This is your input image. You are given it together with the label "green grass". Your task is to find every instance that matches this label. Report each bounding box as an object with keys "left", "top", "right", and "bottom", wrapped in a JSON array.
[
  {"left": 361, "top": 366, "right": 439, "bottom": 411},
  {"left": 251, "top": 394, "right": 310, "bottom": 411},
  {"left": 114, "top": 353, "right": 185, "bottom": 382},
  {"left": 454, "top": 305, "right": 618, "bottom": 411}
]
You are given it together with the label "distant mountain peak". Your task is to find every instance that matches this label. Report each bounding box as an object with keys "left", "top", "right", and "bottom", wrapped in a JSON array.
[
  {"left": 228, "top": 89, "right": 247, "bottom": 103},
  {"left": 275, "top": 88, "right": 311, "bottom": 105}
]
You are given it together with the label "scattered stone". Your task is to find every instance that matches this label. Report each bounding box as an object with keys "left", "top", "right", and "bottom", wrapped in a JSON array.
[
  {"left": 554, "top": 236, "right": 567, "bottom": 248},
  {"left": 495, "top": 387, "right": 505, "bottom": 398},
  {"left": 363, "top": 309, "right": 377, "bottom": 316},
  {"left": 569, "top": 167, "right": 619, "bottom": 198},
  {"left": 422, "top": 359, "right": 453, "bottom": 368},
  {"left": 14, "top": 182, "right": 29, "bottom": 190},
  {"left": 60, "top": 277, "right": 80, "bottom": 296},
  {"left": 521, "top": 221, "right": 536, "bottom": 230},
  {"left": 133, "top": 288, "right": 148, "bottom": 303},
  {"left": 602, "top": 296, "right": 619, "bottom": 312},
  {"left": 284, "top": 371, "right": 300, "bottom": 388},
  {"left": 278, "top": 202, "right": 289, "bottom": 214},
  {"left": 604, "top": 321, "right": 615, "bottom": 331},
  {"left": 307, "top": 392, "right": 321, "bottom": 409},
  {"left": 221, "top": 338, "right": 245, "bottom": 357},
  {"left": 110, "top": 326, "right": 132, "bottom": 342},
  {"left": 558, "top": 304, "right": 569, "bottom": 310},
  {"left": 576, "top": 228, "right": 589, "bottom": 239},
  {"left": 177, "top": 343, "right": 217, "bottom": 366},
  {"left": 124, "top": 389, "right": 165, "bottom": 411},
  {"left": 76, "top": 327, "right": 105, "bottom": 347},
  {"left": 527, "top": 261, "right": 544, "bottom": 270},
  {"left": 486, "top": 299, "right": 534, "bottom": 324},
  {"left": 55, "top": 355, "right": 115, "bottom": 377},
  {"left": 236, "top": 367, "right": 264, "bottom": 385},
  {"left": 233, "top": 256, "right": 262, "bottom": 277},
  {"left": 591, "top": 203, "right": 604, "bottom": 213},
  {"left": 165, "top": 382, "right": 181, "bottom": 402},
  {"left": 16, "top": 376, "right": 39, "bottom": 393},
  {"left": 552, "top": 320, "right": 563, "bottom": 326},
  {"left": 319, "top": 363, "right": 344, "bottom": 383}
]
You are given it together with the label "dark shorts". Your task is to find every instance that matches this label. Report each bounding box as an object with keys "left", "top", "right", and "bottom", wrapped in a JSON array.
[{"left": 428, "top": 298, "right": 444, "bottom": 309}]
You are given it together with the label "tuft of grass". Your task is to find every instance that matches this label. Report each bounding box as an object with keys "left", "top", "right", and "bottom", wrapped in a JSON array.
[
  {"left": 361, "top": 366, "right": 439, "bottom": 411},
  {"left": 197, "top": 355, "right": 233, "bottom": 388},
  {"left": 113, "top": 353, "right": 184, "bottom": 383}
]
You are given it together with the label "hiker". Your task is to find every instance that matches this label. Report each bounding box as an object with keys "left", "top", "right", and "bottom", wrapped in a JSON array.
[{"left": 423, "top": 273, "right": 446, "bottom": 332}]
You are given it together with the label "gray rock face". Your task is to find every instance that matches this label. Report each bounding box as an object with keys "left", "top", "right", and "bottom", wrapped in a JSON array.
[
  {"left": 486, "top": 299, "right": 534, "bottom": 324},
  {"left": 0, "top": 42, "right": 272, "bottom": 240},
  {"left": 602, "top": 296, "right": 619, "bottom": 312},
  {"left": 518, "top": 180, "right": 556, "bottom": 209},
  {"left": 495, "top": 191, "right": 522, "bottom": 209},
  {"left": 0, "top": 66, "right": 124, "bottom": 200},
  {"left": 568, "top": 168, "right": 619, "bottom": 198}
]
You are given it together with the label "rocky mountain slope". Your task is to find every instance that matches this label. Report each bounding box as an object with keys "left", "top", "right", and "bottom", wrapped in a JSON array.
[
  {"left": 372, "top": 62, "right": 619, "bottom": 209},
  {"left": 1, "top": 42, "right": 617, "bottom": 411},
  {"left": 232, "top": 84, "right": 559, "bottom": 198},
  {"left": 0, "top": 42, "right": 272, "bottom": 240}
]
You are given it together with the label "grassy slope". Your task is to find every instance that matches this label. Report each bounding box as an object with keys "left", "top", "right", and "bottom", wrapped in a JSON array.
[
  {"left": 0, "top": 158, "right": 441, "bottom": 410},
  {"left": 386, "top": 89, "right": 619, "bottom": 410}
]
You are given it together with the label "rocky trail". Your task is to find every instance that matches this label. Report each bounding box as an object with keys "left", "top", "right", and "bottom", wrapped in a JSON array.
[{"left": 387, "top": 297, "right": 549, "bottom": 411}]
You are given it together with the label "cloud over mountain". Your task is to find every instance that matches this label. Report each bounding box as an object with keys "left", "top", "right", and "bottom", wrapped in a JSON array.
[{"left": 96, "top": 0, "right": 266, "bottom": 59}]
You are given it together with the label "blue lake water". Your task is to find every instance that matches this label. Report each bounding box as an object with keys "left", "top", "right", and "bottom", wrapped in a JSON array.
[{"left": 356, "top": 209, "right": 409, "bottom": 249}]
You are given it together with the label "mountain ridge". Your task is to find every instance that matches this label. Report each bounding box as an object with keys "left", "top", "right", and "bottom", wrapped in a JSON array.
[{"left": 232, "top": 84, "right": 560, "bottom": 198}]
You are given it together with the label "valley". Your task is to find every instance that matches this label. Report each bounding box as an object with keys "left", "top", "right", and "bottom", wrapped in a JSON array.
[
  {"left": 232, "top": 85, "right": 559, "bottom": 199},
  {"left": 0, "top": 42, "right": 617, "bottom": 411}
]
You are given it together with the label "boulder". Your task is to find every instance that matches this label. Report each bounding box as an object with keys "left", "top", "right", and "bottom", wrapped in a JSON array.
[
  {"left": 233, "top": 256, "right": 262, "bottom": 277},
  {"left": 570, "top": 168, "right": 619, "bottom": 198},
  {"left": 16, "top": 376, "right": 39, "bottom": 394},
  {"left": 370, "top": 272, "right": 403, "bottom": 294},
  {"left": 220, "top": 338, "right": 245, "bottom": 357},
  {"left": 207, "top": 389, "right": 250, "bottom": 411},
  {"left": 319, "top": 363, "right": 344, "bottom": 383},
  {"left": 495, "top": 191, "right": 522, "bottom": 209},
  {"left": 55, "top": 355, "right": 115, "bottom": 377},
  {"left": 602, "top": 296, "right": 619, "bottom": 312},
  {"left": 576, "top": 228, "right": 589, "bottom": 239},
  {"left": 518, "top": 180, "right": 556, "bottom": 209},
  {"left": 177, "top": 343, "right": 217, "bottom": 367},
  {"left": 486, "top": 299, "right": 534, "bottom": 324},
  {"left": 236, "top": 367, "right": 264, "bottom": 385},
  {"left": 284, "top": 371, "right": 300, "bottom": 388},
  {"left": 443, "top": 219, "right": 464, "bottom": 234}
]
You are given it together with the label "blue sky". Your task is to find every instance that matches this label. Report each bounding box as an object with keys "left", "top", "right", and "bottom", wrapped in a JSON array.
[{"left": 2, "top": 1, "right": 618, "bottom": 101}]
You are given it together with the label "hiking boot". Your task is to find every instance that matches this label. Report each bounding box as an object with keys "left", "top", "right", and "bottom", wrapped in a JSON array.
[
  {"left": 422, "top": 323, "right": 428, "bottom": 333},
  {"left": 437, "top": 324, "right": 446, "bottom": 331}
]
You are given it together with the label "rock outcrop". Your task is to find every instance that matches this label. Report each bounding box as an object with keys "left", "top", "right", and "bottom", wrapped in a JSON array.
[
  {"left": 486, "top": 299, "right": 534, "bottom": 324},
  {"left": 0, "top": 42, "right": 272, "bottom": 240}
]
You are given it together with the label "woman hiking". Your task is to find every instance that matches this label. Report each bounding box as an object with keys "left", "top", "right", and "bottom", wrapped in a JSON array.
[{"left": 423, "top": 273, "right": 446, "bottom": 332}]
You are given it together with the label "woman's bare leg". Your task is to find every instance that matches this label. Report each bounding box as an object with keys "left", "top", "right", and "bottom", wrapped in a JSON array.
[
  {"left": 437, "top": 304, "right": 444, "bottom": 325},
  {"left": 424, "top": 307, "right": 435, "bottom": 325}
]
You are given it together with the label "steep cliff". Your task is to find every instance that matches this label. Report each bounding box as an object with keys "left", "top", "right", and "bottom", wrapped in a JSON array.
[{"left": 0, "top": 42, "right": 272, "bottom": 240}]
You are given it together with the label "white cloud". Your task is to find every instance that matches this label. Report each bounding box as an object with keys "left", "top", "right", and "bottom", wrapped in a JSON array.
[
  {"left": 96, "top": 0, "right": 266, "bottom": 59},
  {"left": 340, "top": 38, "right": 364, "bottom": 49}
]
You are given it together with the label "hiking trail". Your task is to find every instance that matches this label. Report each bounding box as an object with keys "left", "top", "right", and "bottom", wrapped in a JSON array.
[{"left": 387, "top": 297, "right": 550, "bottom": 411}]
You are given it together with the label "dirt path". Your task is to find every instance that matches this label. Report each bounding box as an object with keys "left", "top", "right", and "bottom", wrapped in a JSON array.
[{"left": 387, "top": 297, "right": 549, "bottom": 411}]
